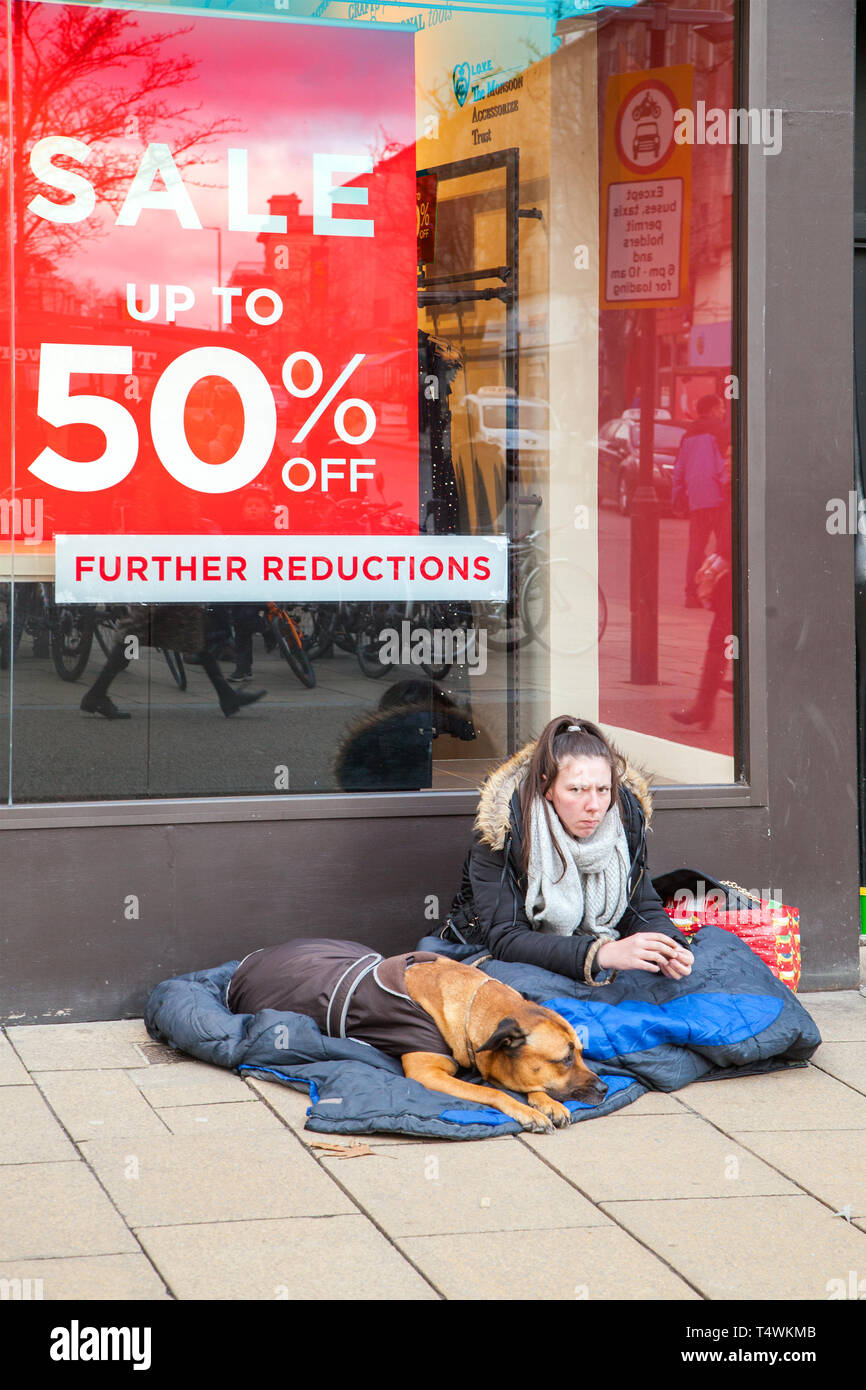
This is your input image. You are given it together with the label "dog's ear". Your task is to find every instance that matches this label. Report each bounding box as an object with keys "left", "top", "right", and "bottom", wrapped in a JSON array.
[{"left": 476, "top": 1016, "right": 528, "bottom": 1054}]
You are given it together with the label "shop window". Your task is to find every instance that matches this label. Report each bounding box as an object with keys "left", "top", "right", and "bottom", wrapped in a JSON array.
[{"left": 0, "top": 0, "right": 740, "bottom": 803}]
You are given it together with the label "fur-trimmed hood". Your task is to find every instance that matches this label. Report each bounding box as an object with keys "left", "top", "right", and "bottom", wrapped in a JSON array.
[
  {"left": 334, "top": 698, "right": 475, "bottom": 789},
  {"left": 474, "top": 741, "right": 653, "bottom": 851}
]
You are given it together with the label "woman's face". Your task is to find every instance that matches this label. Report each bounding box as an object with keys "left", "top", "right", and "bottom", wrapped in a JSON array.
[{"left": 544, "top": 755, "right": 612, "bottom": 840}]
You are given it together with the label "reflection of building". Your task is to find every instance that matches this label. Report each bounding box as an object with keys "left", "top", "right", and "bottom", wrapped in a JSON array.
[
  {"left": 226, "top": 173, "right": 408, "bottom": 374},
  {"left": 21, "top": 258, "right": 112, "bottom": 320},
  {"left": 258, "top": 193, "right": 320, "bottom": 319},
  {"left": 223, "top": 193, "right": 323, "bottom": 379}
]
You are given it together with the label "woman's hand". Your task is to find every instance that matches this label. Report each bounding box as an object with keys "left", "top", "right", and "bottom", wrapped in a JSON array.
[{"left": 596, "top": 933, "right": 694, "bottom": 978}]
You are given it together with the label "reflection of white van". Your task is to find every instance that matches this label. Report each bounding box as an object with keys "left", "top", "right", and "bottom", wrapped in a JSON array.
[
  {"left": 454, "top": 387, "right": 561, "bottom": 533},
  {"left": 466, "top": 386, "right": 562, "bottom": 454}
]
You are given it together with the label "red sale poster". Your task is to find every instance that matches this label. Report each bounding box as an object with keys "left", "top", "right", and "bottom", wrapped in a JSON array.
[{"left": 1, "top": 3, "right": 421, "bottom": 592}]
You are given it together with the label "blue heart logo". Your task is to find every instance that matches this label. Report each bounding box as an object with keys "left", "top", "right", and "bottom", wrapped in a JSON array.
[{"left": 453, "top": 63, "right": 471, "bottom": 107}]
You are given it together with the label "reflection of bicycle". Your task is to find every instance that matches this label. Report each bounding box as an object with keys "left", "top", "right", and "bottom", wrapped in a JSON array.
[
  {"left": 92, "top": 605, "right": 187, "bottom": 690},
  {"left": 1, "top": 582, "right": 39, "bottom": 672},
  {"left": 0, "top": 584, "right": 128, "bottom": 684},
  {"left": 521, "top": 558, "right": 608, "bottom": 657},
  {"left": 265, "top": 601, "right": 316, "bottom": 689},
  {"left": 354, "top": 599, "right": 473, "bottom": 680},
  {"left": 52, "top": 602, "right": 97, "bottom": 682},
  {"left": 478, "top": 531, "right": 607, "bottom": 657},
  {"left": 311, "top": 601, "right": 404, "bottom": 681}
]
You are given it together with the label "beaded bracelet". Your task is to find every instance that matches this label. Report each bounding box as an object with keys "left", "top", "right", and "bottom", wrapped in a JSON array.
[{"left": 584, "top": 937, "right": 618, "bottom": 987}]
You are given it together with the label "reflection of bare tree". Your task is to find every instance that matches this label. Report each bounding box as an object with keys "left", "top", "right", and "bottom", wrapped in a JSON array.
[{"left": 4, "top": 5, "right": 238, "bottom": 279}]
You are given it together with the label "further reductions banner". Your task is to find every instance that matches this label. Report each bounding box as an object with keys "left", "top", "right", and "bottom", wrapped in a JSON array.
[{"left": 0, "top": 3, "right": 501, "bottom": 597}]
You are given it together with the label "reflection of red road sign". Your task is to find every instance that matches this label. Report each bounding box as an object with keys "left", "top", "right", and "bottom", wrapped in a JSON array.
[
  {"left": 614, "top": 79, "right": 679, "bottom": 175},
  {"left": 614, "top": 78, "right": 681, "bottom": 175},
  {"left": 417, "top": 175, "right": 437, "bottom": 264},
  {"left": 601, "top": 65, "right": 692, "bottom": 310}
]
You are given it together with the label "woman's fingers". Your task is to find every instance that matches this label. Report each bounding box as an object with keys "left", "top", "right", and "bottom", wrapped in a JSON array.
[
  {"left": 660, "top": 957, "right": 692, "bottom": 979},
  {"left": 617, "top": 935, "right": 694, "bottom": 974}
]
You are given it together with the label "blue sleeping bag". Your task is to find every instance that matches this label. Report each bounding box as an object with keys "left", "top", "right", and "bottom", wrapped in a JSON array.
[{"left": 143, "top": 925, "right": 821, "bottom": 1140}]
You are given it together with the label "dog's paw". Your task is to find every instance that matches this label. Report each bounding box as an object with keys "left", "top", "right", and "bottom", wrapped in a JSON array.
[
  {"left": 526, "top": 1092, "right": 572, "bottom": 1128},
  {"left": 509, "top": 1100, "right": 555, "bottom": 1133}
]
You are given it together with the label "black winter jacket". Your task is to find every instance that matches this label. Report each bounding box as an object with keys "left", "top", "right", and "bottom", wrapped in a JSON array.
[{"left": 444, "top": 743, "right": 688, "bottom": 981}]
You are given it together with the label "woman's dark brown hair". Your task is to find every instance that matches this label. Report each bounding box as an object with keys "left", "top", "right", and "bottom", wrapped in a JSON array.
[{"left": 518, "top": 715, "right": 626, "bottom": 877}]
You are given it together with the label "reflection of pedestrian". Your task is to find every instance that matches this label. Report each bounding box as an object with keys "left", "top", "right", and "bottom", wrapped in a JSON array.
[
  {"left": 671, "top": 550, "right": 733, "bottom": 730},
  {"left": 228, "top": 604, "right": 266, "bottom": 683},
  {"left": 80, "top": 605, "right": 266, "bottom": 719},
  {"left": 672, "top": 395, "right": 728, "bottom": 607},
  {"left": 227, "top": 486, "right": 276, "bottom": 683}
]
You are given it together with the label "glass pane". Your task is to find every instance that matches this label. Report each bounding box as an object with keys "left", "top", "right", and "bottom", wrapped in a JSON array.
[
  {"left": 593, "top": 0, "right": 738, "bottom": 781},
  {"left": 5, "top": 0, "right": 740, "bottom": 801}
]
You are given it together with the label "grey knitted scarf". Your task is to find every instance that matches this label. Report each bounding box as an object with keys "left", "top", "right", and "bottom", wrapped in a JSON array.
[{"left": 525, "top": 796, "right": 630, "bottom": 938}]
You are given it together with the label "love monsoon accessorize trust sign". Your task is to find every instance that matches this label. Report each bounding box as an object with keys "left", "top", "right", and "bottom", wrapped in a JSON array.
[{"left": 3, "top": 2, "right": 501, "bottom": 600}]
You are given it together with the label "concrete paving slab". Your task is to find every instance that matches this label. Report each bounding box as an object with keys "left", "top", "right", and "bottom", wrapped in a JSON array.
[
  {"left": 0, "top": 1254, "right": 171, "bottom": 1301},
  {"left": 731, "top": 1129, "right": 866, "bottom": 1217},
  {"left": 137, "top": 1216, "right": 438, "bottom": 1300},
  {"left": 808, "top": 1041, "right": 866, "bottom": 1095},
  {"left": 676, "top": 1066, "right": 866, "bottom": 1131},
  {"left": 0, "top": 1163, "right": 139, "bottom": 1260},
  {"left": 522, "top": 1114, "right": 797, "bottom": 1201},
  {"left": 606, "top": 1091, "right": 686, "bottom": 1115},
  {"left": 0, "top": 1086, "right": 78, "bottom": 1164},
  {"left": 5, "top": 1020, "right": 151, "bottom": 1072},
  {"left": 796, "top": 991, "right": 866, "bottom": 1042},
  {"left": 398, "top": 1226, "right": 701, "bottom": 1301},
  {"left": 160, "top": 1102, "right": 286, "bottom": 1135},
  {"left": 318, "top": 1137, "right": 610, "bottom": 1237},
  {"left": 0, "top": 1034, "right": 32, "bottom": 1086},
  {"left": 601, "top": 1194, "right": 866, "bottom": 1300},
  {"left": 243, "top": 1077, "right": 326, "bottom": 1140},
  {"left": 32, "top": 1070, "right": 170, "bottom": 1142},
  {"left": 126, "top": 1061, "right": 255, "bottom": 1108},
  {"left": 79, "top": 1132, "right": 356, "bottom": 1227}
]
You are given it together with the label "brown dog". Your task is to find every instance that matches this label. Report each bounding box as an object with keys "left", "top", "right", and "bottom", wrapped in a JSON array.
[
  {"left": 226, "top": 939, "right": 606, "bottom": 1133},
  {"left": 402, "top": 955, "right": 607, "bottom": 1132}
]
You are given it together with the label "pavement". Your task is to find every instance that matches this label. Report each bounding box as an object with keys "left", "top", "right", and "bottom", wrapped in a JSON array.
[{"left": 1, "top": 955, "right": 866, "bottom": 1303}]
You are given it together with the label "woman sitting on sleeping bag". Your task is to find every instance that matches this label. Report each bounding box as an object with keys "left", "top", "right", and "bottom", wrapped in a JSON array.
[{"left": 442, "top": 715, "right": 694, "bottom": 986}]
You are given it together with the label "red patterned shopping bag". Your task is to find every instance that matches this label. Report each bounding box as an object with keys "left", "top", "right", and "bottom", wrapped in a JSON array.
[{"left": 653, "top": 869, "right": 801, "bottom": 991}]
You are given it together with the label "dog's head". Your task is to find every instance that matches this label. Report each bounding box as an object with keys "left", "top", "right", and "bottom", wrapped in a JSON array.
[{"left": 474, "top": 1004, "right": 607, "bottom": 1105}]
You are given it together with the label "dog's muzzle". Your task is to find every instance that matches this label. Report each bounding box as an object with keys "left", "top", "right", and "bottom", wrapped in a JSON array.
[{"left": 565, "top": 1073, "right": 608, "bottom": 1105}]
